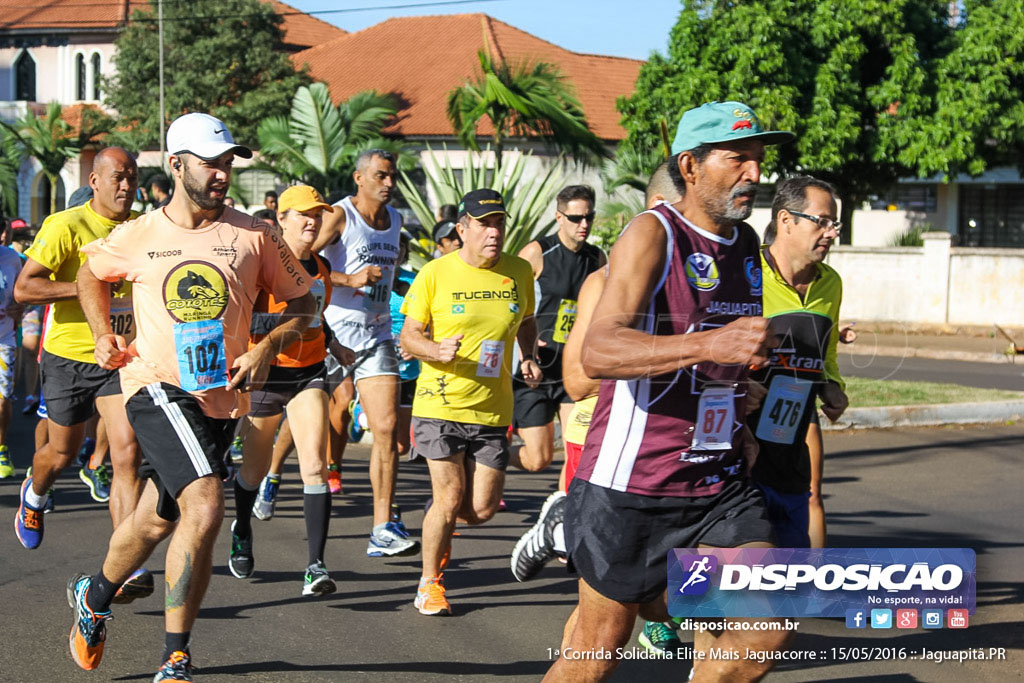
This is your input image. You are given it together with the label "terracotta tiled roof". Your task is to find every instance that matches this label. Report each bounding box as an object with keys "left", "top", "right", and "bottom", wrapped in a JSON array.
[
  {"left": 0, "top": 0, "right": 131, "bottom": 30},
  {"left": 266, "top": 0, "right": 346, "bottom": 49},
  {"left": 0, "top": 0, "right": 345, "bottom": 49},
  {"left": 292, "top": 13, "right": 643, "bottom": 141}
]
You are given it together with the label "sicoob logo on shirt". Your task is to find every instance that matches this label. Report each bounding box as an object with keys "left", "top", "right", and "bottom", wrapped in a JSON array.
[
  {"left": 685, "top": 253, "right": 720, "bottom": 291},
  {"left": 163, "top": 261, "right": 229, "bottom": 322}
]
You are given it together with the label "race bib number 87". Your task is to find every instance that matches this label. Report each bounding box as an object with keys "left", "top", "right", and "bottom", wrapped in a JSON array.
[{"left": 691, "top": 386, "right": 735, "bottom": 451}]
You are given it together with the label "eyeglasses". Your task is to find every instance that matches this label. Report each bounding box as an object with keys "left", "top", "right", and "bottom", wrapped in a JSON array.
[
  {"left": 559, "top": 211, "right": 596, "bottom": 224},
  {"left": 787, "top": 210, "right": 842, "bottom": 234}
]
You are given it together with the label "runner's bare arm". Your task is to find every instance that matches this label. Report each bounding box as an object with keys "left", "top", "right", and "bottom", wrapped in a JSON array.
[
  {"left": 400, "top": 316, "right": 461, "bottom": 363},
  {"left": 562, "top": 269, "right": 605, "bottom": 401},
  {"left": 229, "top": 291, "right": 316, "bottom": 392},
  {"left": 77, "top": 259, "right": 127, "bottom": 370},
  {"left": 581, "top": 213, "right": 773, "bottom": 380},
  {"left": 312, "top": 204, "right": 346, "bottom": 253},
  {"left": 329, "top": 265, "right": 382, "bottom": 289},
  {"left": 13, "top": 256, "right": 78, "bottom": 304},
  {"left": 516, "top": 315, "right": 543, "bottom": 388},
  {"left": 517, "top": 240, "right": 544, "bottom": 279}
]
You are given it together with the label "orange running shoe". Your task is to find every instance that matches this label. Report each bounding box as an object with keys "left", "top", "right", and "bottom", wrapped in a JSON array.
[
  {"left": 414, "top": 574, "right": 450, "bottom": 616},
  {"left": 67, "top": 573, "right": 112, "bottom": 670},
  {"left": 327, "top": 465, "right": 342, "bottom": 494}
]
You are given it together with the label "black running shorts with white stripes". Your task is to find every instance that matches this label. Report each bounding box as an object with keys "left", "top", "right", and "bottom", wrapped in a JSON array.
[{"left": 126, "top": 382, "right": 236, "bottom": 521}]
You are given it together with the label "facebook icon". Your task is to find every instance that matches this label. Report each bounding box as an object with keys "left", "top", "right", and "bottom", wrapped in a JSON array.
[{"left": 845, "top": 609, "right": 866, "bottom": 629}]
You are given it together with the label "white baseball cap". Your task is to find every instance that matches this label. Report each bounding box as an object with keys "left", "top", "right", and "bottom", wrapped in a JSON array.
[{"left": 166, "top": 113, "right": 252, "bottom": 161}]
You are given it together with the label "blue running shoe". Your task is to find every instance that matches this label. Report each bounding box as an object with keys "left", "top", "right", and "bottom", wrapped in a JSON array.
[
  {"left": 15, "top": 476, "right": 44, "bottom": 549},
  {"left": 367, "top": 520, "right": 419, "bottom": 557},
  {"left": 113, "top": 568, "right": 155, "bottom": 604},
  {"left": 27, "top": 466, "right": 55, "bottom": 513},
  {"left": 229, "top": 435, "right": 244, "bottom": 464},
  {"left": 153, "top": 650, "right": 194, "bottom": 681},
  {"left": 79, "top": 465, "right": 111, "bottom": 503},
  {"left": 252, "top": 474, "right": 280, "bottom": 521},
  {"left": 76, "top": 437, "right": 96, "bottom": 468},
  {"left": 347, "top": 400, "right": 366, "bottom": 443},
  {"left": 67, "top": 573, "right": 112, "bottom": 671}
]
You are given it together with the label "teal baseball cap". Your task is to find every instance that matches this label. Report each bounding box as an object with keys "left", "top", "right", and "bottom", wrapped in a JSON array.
[{"left": 670, "top": 101, "right": 794, "bottom": 155}]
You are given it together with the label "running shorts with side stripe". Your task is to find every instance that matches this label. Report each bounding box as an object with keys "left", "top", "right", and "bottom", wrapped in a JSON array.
[{"left": 126, "top": 383, "right": 236, "bottom": 521}]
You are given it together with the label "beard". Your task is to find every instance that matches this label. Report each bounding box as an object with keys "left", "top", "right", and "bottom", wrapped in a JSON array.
[
  {"left": 182, "top": 167, "right": 226, "bottom": 211},
  {"left": 698, "top": 181, "right": 758, "bottom": 225}
]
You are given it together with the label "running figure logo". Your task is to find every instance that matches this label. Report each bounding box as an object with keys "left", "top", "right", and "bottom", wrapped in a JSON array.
[{"left": 678, "top": 554, "right": 718, "bottom": 595}]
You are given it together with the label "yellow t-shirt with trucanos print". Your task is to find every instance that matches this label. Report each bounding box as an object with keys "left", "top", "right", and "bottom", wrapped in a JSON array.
[{"left": 401, "top": 251, "right": 534, "bottom": 427}]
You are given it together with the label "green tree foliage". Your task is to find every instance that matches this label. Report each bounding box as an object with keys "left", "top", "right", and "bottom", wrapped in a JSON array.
[
  {"left": 447, "top": 38, "right": 607, "bottom": 168},
  {"left": 397, "top": 145, "right": 563, "bottom": 268},
  {"left": 0, "top": 102, "right": 109, "bottom": 216},
  {"left": 256, "top": 83, "right": 408, "bottom": 199},
  {"left": 0, "top": 127, "right": 24, "bottom": 217},
  {"left": 105, "top": 0, "right": 309, "bottom": 150},
  {"left": 617, "top": 0, "right": 1022, "bottom": 236}
]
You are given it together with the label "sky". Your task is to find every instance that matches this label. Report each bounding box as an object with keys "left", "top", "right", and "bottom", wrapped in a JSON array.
[{"left": 284, "top": 0, "right": 681, "bottom": 60}]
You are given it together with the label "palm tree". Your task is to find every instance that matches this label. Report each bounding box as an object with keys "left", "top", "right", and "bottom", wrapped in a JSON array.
[
  {"left": 446, "top": 41, "right": 608, "bottom": 168},
  {"left": 257, "top": 83, "right": 408, "bottom": 199},
  {"left": 0, "top": 127, "right": 24, "bottom": 218},
  {"left": 0, "top": 102, "right": 82, "bottom": 216}
]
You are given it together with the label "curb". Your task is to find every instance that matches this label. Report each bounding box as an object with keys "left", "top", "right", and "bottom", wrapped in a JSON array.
[
  {"left": 842, "top": 345, "right": 1015, "bottom": 365},
  {"left": 822, "top": 400, "right": 1024, "bottom": 431}
]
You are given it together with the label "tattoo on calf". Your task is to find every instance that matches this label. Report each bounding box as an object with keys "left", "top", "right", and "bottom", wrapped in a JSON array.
[{"left": 165, "top": 552, "right": 193, "bottom": 611}]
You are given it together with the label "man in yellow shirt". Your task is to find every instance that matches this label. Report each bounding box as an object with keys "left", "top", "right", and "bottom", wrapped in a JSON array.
[
  {"left": 14, "top": 147, "right": 145, "bottom": 565},
  {"left": 401, "top": 189, "right": 542, "bottom": 616}
]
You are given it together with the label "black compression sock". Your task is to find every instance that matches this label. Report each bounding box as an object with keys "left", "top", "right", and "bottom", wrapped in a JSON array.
[
  {"left": 303, "top": 488, "right": 331, "bottom": 566},
  {"left": 233, "top": 476, "right": 259, "bottom": 538}
]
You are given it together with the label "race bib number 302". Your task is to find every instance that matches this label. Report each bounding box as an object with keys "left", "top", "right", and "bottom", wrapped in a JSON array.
[
  {"left": 691, "top": 386, "right": 735, "bottom": 451},
  {"left": 174, "top": 320, "right": 227, "bottom": 392}
]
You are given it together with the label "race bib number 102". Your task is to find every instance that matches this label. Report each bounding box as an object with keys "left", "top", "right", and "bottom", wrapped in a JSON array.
[{"left": 174, "top": 320, "right": 227, "bottom": 392}]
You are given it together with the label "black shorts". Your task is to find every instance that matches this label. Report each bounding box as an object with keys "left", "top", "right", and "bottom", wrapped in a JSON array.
[
  {"left": 513, "top": 377, "right": 571, "bottom": 429},
  {"left": 565, "top": 477, "right": 774, "bottom": 604},
  {"left": 39, "top": 349, "right": 121, "bottom": 426},
  {"left": 126, "top": 383, "right": 236, "bottom": 522},
  {"left": 247, "top": 363, "right": 327, "bottom": 417},
  {"left": 399, "top": 377, "right": 416, "bottom": 408},
  {"left": 411, "top": 417, "right": 510, "bottom": 470}
]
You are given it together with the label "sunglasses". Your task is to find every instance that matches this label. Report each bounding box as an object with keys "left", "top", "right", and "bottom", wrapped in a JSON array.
[{"left": 559, "top": 211, "right": 596, "bottom": 224}]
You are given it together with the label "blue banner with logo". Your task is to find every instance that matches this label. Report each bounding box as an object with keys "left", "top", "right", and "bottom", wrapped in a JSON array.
[{"left": 668, "top": 548, "right": 975, "bottom": 618}]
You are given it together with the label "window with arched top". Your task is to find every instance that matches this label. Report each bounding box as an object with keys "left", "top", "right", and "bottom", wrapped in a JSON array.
[
  {"left": 76, "top": 53, "right": 86, "bottom": 100},
  {"left": 91, "top": 52, "right": 101, "bottom": 100},
  {"left": 15, "top": 50, "right": 36, "bottom": 102}
]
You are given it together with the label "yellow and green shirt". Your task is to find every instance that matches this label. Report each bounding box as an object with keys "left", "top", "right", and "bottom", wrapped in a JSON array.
[{"left": 402, "top": 251, "right": 535, "bottom": 426}]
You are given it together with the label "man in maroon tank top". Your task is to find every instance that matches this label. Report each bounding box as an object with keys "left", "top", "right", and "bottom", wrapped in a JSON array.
[{"left": 546, "top": 102, "right": 795, "bottom": 682}]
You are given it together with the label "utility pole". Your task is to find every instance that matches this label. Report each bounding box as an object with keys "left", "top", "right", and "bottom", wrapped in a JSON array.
[{"left": 158, "top": 0, "right": 165, "bottom": 169}]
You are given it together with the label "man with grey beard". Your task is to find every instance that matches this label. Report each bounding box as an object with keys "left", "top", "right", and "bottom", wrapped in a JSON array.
[{"left": 547, "top": 101, "right": 794, "bottom": 682}]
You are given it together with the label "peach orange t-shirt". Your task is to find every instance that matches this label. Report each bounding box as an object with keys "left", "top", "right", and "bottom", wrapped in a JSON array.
[{"left": 82, "top": 206, "right": 310, "bottom": 418}]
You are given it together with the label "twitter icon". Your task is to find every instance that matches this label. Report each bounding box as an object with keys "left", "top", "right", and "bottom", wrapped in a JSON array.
[{"left": 870, "top": 609, "right": 892, "bottom": 629}]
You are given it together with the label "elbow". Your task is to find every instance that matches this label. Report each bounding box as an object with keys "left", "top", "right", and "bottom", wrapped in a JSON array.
[{"left": 580, "top": 345, "right": 616, "bottom": 380}]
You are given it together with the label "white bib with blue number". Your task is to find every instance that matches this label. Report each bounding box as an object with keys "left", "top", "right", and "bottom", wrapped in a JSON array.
[{"left": 174, "top": 320, "right": 227, "bottom": 392}]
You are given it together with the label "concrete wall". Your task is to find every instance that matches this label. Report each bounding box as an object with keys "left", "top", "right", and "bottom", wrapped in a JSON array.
[
  {"left": 0, "top": 42, "right": 116, "bottom": 105},
  {"left": 825, "top": 233, "right": 1024, "bottom": 326}
]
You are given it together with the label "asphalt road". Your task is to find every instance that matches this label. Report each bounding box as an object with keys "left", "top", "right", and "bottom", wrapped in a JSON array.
[
  {"left": 1, "top": 415, "right": 1022, "bottom": 682},
  {"left": 839, "top": 353, "right": 1024, "bottom": 392}
]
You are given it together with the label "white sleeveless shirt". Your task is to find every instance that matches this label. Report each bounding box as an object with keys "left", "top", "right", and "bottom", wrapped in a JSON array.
[{"left": 320, "top": 196, "right": 402, "bottom": 351}]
